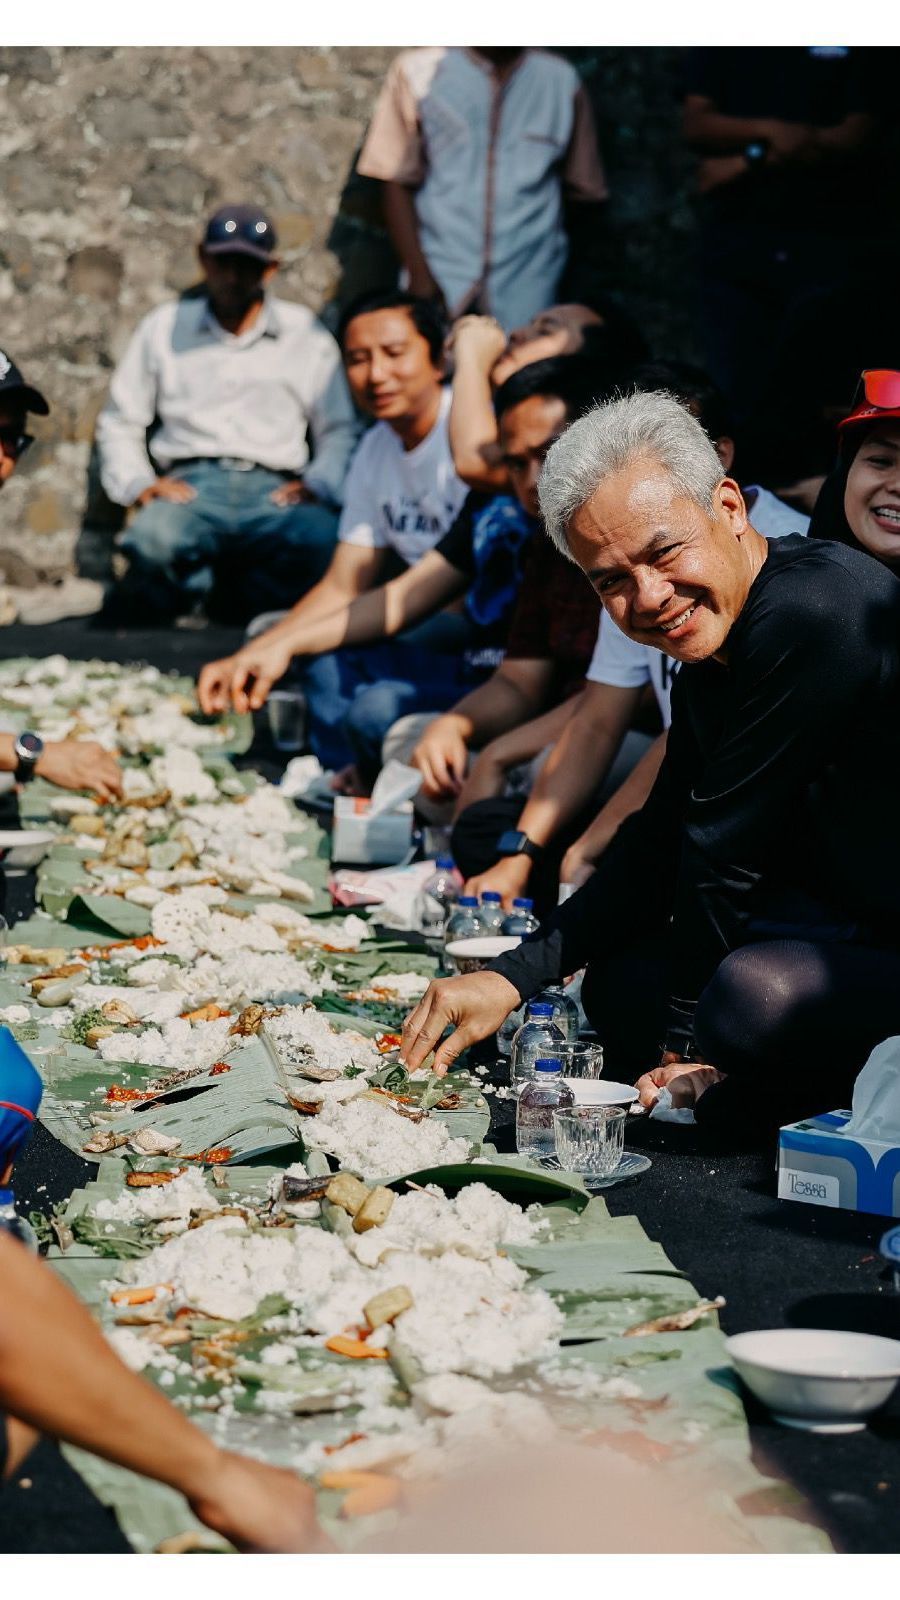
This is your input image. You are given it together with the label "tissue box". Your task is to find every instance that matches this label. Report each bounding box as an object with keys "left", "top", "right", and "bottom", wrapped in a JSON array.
[
  {"left": 778, "top": 1110, "right": 900, "bottom": 1218},
  {"left": 331, "top": 796, "right": 414, "bottom": 866}
]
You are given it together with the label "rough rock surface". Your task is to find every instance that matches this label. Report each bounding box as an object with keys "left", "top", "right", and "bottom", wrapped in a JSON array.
[{"left": 0, "top": 45, "right": 696, "bottom": 586}]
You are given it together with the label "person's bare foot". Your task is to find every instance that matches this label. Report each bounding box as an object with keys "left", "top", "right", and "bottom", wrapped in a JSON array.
[{"left": 330, "top": 764, "right": 370, "bottom": 798}]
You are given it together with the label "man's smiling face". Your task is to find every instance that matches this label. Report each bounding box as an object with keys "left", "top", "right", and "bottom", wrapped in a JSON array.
[{"left": 566, "top": 453, "right": 755, "bottom": 663}]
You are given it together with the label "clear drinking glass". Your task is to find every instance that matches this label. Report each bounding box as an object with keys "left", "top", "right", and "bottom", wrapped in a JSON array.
[
  {"left": 558, "top": 1040, "right": 604, "bottom": 1079},
  {"left": 552, "top": 1106, "right": 626, "bottom": 1180},
  {"left": 267, "top": 690, "right": 306, "bottom": 752}
]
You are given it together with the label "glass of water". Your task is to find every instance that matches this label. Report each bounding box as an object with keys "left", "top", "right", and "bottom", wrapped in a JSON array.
[
  {"left": 267, "top": 690, "right": 306, "bottom": 752},
  {"left": 558, "top": 1040, "right": 604, "bottom": 1079},
  {"left": 552, "top": 1106, "right": 625, "bottom": 1180}
]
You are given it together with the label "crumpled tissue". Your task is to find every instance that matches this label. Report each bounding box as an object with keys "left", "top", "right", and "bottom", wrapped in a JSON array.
[
  {"left": 844, "top": 1035, "right": 900, "bottom": 1142},
  {"left": 649, "top": 1085, "right": 696, "bottom": 1125}
]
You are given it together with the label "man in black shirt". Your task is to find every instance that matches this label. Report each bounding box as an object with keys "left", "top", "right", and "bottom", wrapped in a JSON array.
[{"left": 401, "top": 390, "right": 900, "bottom": 1135}]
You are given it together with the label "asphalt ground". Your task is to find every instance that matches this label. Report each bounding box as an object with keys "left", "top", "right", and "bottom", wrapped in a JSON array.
[{"left": 0, "top": 616, "right": 899, "bottom": 1554}]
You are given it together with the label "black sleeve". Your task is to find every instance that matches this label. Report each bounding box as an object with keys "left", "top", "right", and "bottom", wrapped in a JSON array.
[
  {"left": 661, "top": 557, "right": 886, "bottom": 1051},
  {"left": 489, "top": 670, "right": 699, "bottom": 1000},
  {"left": 434, "top": 493, "right": 479, "bottom": 575}
]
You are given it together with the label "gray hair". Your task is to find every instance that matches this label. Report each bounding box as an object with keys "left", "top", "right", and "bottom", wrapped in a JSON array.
[{"left": 538, "top": 389, "right": 724, "bottom": 560}]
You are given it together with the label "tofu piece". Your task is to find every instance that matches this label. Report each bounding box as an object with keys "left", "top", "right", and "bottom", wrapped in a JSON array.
[
  {"left": 352, "top": 1185, "right": 395, "bottom": 1234},
  {"left": 85, "top": 1025, "right": 119, "bottom": 1048},
  {"left": 363, "top": 1285, "right": 413, "bottom": 1330},
  {"left": 325, "top": 1172, "right": 371, "bottom": 1217}
]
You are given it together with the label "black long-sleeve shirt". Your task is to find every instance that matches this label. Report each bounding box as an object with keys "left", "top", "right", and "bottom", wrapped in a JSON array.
[{"left": 491, "top": 536, "right": 900, "bottom": 1053}]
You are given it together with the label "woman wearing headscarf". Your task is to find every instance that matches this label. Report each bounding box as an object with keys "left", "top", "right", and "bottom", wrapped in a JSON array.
[{"left": 809, "top": 369, "right": 900, "bottom": 565}]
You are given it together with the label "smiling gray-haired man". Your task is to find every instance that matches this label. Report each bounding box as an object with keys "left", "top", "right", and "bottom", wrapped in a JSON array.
[{"left": 400, "top": 389, "right": 900, "bottom": 1140}]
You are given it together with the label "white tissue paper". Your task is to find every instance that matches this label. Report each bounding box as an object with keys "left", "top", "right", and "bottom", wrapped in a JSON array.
[
  {"left": 843, "top": 1035, "right": 900, "bottom": 1142},
  {"left": 368, "top": 760, "right": 423, "bottom": 819},
  {"left": 649, "top": 1085, "right": 696, "bottom": 1125}
]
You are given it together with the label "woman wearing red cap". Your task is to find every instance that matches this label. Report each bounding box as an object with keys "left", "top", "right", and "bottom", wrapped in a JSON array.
[{"left": 809, "top": 369, "right": 900, "bottom": 564}]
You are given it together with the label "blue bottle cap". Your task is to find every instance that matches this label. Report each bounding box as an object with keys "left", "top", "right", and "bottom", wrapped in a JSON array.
[
  {"left": 458, "top": 895, "right": 478, "bottom": 907},
  {"left": 512, "top": 898, "right": 534, "bottom": 910},
  {"left": 527, "top": 1002, "right": 553, "bottom": 1018},
  {"left": 436, "top": 855, "right": 455, "bottom": 870},
  {"left": 534, "top": 1058, "right": 561, "bottom": 1073},
  {"left": 482, "top": 892, "right": 502, "bottom": 903}
]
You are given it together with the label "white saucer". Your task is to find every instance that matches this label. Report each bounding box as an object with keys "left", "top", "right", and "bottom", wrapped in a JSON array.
[{"left": 562, "top": 1077, "right": 639, "bottom": 1107}]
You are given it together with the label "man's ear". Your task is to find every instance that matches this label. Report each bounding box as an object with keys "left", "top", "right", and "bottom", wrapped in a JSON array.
[
  {"left": 716, "top": 476, "right": 748, "bottom": 536},
  {"left": 262, "top": 260, "right": 280, "bottom": 288},
  {"left": 715, "top": 434, "right": 736, "bottom": 473}
]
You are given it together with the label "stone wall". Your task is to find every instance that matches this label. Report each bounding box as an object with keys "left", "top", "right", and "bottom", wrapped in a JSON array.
[{"left": 0, "top": 45, "right": 697, "bottom": 585}]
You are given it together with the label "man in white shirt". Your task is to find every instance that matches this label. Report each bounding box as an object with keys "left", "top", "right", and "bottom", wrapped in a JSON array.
[
  {"left": 96, "top": 204, "right": 359, "bottom": 624},
  {"left": 199, "top": 290, "right": 471, "bottom": 786},
  {"left": 357, "top": 48, "right": 608, "bottom": 330}
]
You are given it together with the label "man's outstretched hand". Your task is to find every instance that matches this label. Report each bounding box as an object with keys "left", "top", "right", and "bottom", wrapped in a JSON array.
[
  {"left": 401, "top": 971, "right": 521, "bottom": 1075},
  {"left": 189, "top": 1450, "right": 331, "bottom": 1554},
  {"left": 198, "top": 639, "right": 294, "bottom": 715},
  {"left": 35, "top": 740, "right": 123, "bottom": 803}
]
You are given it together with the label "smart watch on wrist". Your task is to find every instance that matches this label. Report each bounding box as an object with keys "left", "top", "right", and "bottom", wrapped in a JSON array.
[
  {"left": 497, "top": 829, "right": 544, "bottom": 863},
  {"left": 13, "top": 730, "right": 44, "bottom": 783}
]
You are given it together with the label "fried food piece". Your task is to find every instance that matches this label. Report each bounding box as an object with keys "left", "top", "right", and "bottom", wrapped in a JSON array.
[
  {"left": 363, "top": 1286, "right": 412, "bottom": 1330},
  {"left": 352, "top": 1186, "right": 395, "bottom": 1234},
  {"left": 325, "top": 1173, "right": 370, "bottom": 1216},
  {"left": 324, "top": 1336, "right": 390, "bottom": 1361}
]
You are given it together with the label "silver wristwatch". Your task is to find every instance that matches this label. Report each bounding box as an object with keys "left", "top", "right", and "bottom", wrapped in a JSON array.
[{"left": 13, "top": 730, "right": 44, "bottom": 783}]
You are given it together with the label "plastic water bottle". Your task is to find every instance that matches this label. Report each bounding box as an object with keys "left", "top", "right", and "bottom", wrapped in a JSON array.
[
  {"left": 500, "top": 898, "right": 540, "bottom": 938},
  {"left": 478, "top": 891, "right": 505, "bottom": 934},
  {"left": 516, "top": 1059, "right": 575, "bottom": 1162},
  {"left": 443, "top": 895, "right": 483, "bottom": 970},
  {"left": 537, "top": 985, "right": 580, "bottom": 1044},
  {"left": 0, "top": 1188, "right": 39, "bottom": 1252},
  {"left": 511, "top": 1001, "right": 565, "bottom": 1089},
  {"left": 415, "top": 856, "right": 463, "bottom": 950}
]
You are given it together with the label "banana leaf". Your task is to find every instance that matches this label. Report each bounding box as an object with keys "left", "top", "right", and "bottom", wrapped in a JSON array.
[{"left": 63, "top": 894, "right": 153, "bottom": 940}]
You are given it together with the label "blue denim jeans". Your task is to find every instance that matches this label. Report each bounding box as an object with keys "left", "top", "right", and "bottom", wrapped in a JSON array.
[
  {"left": 118, "top": 460, "right": 338, "bottom": 621},
  {"left": 297, "top": 611, "right": 487, "bottom": 785}
]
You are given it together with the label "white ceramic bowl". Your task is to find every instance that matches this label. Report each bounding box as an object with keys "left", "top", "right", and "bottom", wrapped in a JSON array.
[
  {"left": 726, "top": 1327, "right": 900, "bottom": 1432},
  {"left": 445, "top": 936, "right": 521, "bottom": 973},
  {"left": 563, "top": 1077, "right": 639, "bottom": 1108},
  {"left": 0, "top": 829, "right": 56, "bottom": 871}
]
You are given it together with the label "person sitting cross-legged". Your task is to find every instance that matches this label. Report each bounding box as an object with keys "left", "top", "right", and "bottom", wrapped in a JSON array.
[
  {"left": 199, "top": 289, "right": 481, "bottom": 788},
  {"left": 96, "top": 203, "right": 359, "bottom": 625},
  {"left": 402, "top": 389, "right": 900, "bottom": 1142}
]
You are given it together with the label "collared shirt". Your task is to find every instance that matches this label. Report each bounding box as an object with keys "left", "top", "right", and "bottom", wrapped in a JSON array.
[
  {"left": 357, "top": 47, "right": 607, "bottom": 330},
  {"left": 337, "top": 387, "right": 468, "bottom": 567},
  {"left": 96, "top": 294, "right": 360, "bottom": 507}
]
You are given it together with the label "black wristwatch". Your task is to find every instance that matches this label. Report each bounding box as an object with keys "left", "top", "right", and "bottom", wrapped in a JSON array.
[
  {"left": 743, "top": 139, "right": 769, "bottom": 168},
  {"left": 497, "top": 828, "right": 544, "bottom": 862},
  {"left": 13, "top": 730, "right": 44, "bottom": 783}
]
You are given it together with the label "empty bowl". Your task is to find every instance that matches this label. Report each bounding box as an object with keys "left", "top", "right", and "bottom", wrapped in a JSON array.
[
  {"left": 444, "top": 936, "right": 521, "bottom": 974},
  {"left": 726, "top": 1327, "right": 900, "bottom": 1432},
  {"left": 0, "top": 829, "right": 56, "bottom": 871}
]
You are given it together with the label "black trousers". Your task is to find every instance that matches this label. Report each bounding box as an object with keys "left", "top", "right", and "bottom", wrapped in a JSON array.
[{"left": 581, "top": 931, "right": 900, "bottom": 1137}]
